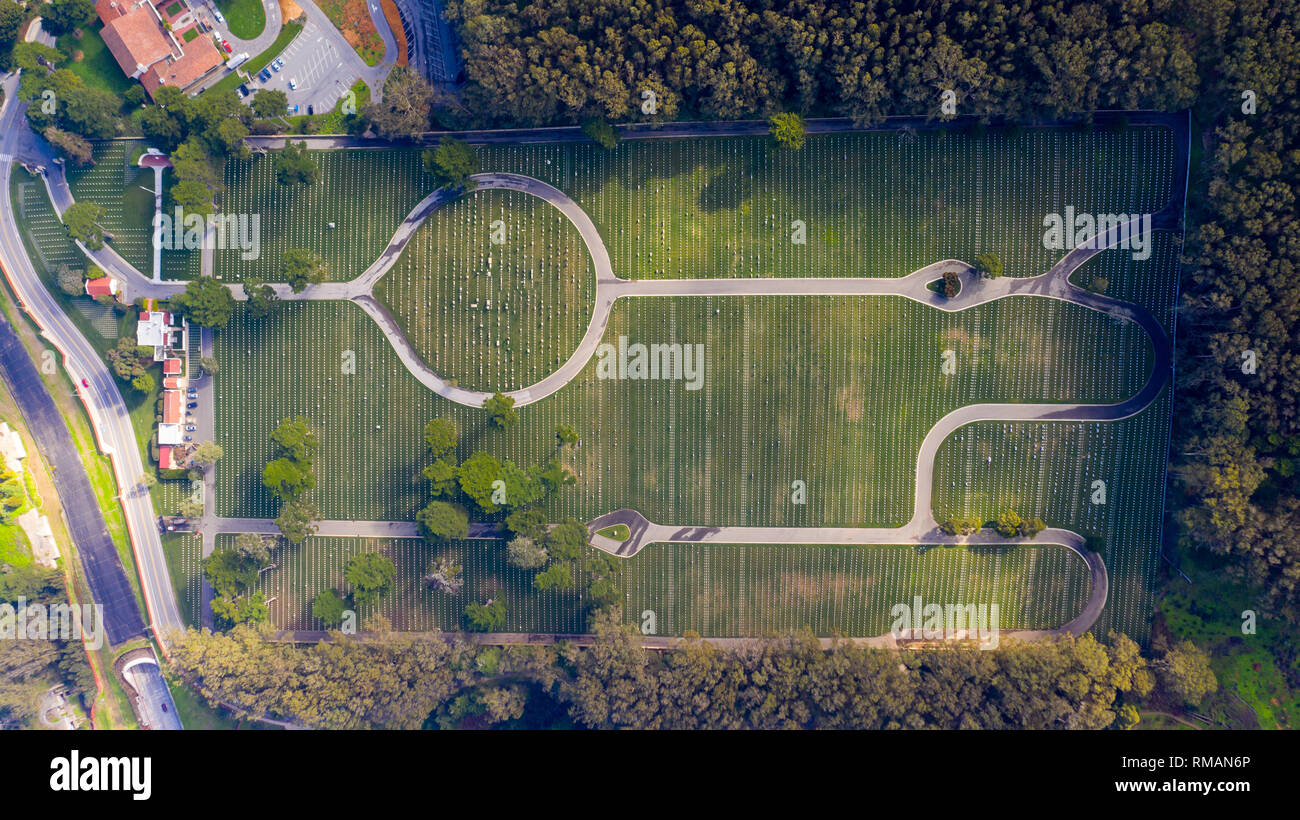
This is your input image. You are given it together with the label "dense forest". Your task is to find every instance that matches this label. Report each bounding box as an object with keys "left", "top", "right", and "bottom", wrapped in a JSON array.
[
  {"left": 170, "top": 611, "right": 1218, "bottom": 730},
  {"left": 441, "top": 0, "right": 1199, "bottom": 127},
  {"left": 440, "top": 0, "right": 1300, "bottom": 630}
]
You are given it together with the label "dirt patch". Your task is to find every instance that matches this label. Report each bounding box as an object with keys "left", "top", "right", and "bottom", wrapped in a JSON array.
[
  {"left": 779, "top": 571, "right": 869, "bottom": 603},
  {"left": 279, "top": 0, "right": 304, "bottom": 21},
  {"left": 836, "top": 381, "right": 863, "bottom": 422},
  {"left": 317, "top": 0, "right": 385, "bottom": 64}
]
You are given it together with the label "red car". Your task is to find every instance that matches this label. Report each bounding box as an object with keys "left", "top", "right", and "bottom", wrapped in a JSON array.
[
  {"left": 81, "top": 379, "right": 89, "bottom": 388},
  {"left": 221, "top": 40, "right": 232, "bottom": 53}
]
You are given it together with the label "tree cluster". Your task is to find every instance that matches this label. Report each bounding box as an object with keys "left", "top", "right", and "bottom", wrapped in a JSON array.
[{"left": 441, "top": 0, "right": 1199, "bottom": 128}]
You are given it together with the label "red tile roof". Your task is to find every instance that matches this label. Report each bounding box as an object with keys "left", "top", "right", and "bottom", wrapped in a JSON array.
[
  {"left": 97, "top": 1, "right": 173, "bottom": 78},
  {"left": 162, "top": 390, "right": 182, "bottom": 424},
  {"left": 84, "top": 277, "right": 117, "bottom": 297},
  {"left": 141, "top": 35, "right": 222, "bottom": 93},
  {"left": 163, "top": 358, "right": 181, "bottom": 375},
  {"left": 158, "top": 445, "right": 175, "bottom": 470}
]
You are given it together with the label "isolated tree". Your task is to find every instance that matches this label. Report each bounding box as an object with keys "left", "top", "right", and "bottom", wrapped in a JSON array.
[
  {"left": 55, "top": 265, "right": 84, "bottom": 295},
  {"left": 464, "top": 596, "right": 507, "bottom": 632},
  {"left": 273, "top": 141, "right": 319, "bottom": 186},
  {"left": 1156, "top": 641, "right": 1218, "bottom": 707},
  {"left": 191, "top": 440, "right": 224, "bottom": 468},
  {"left": 769, "top": 112, "right": 807, "bottom": 149},
  {"left": 44, "top": 126, "right": 93, "bottom": 166},
  {"left": 312, "top": 588, "right": 347, "bottom": 626},
  {"left": 243, "top": 278, "right": 279, "bottom": 319},
  {"left": 262, "top": 456, "right": 314, "bottom": 500},
  {"left": 281, "top": 248, "right": 326, "bottom": 292},
  {"left": 457, "top": 451, "right": 502, "bottom": 513},
  {"left": 506, "top": 536, "right": 548, "bottom": 569},
  {"left": 172, "top": 276, "right": 236, "bottom": 327},
  {"left": 533, "top": 564, "right": 573, "bottom": 591},
  {"left": 169, "top": 179, "right": 215, "bottom": 217},
  {"left": 270, "top": 416, "right": 319, "bottom": 464},
  {"left": 422, "top": 457, "right": 458, "bottom": 497},
  {"left": 177, "top": 499, "right": 204, "bottom": 519},
  {"left": 274, "top": 497, "right": 320, "bottom": 545},
  {"left": 544, "top": 517, "right": 588, "bottom": 561},
  {"left": 132, "top": 372, "right": 155, "bottom": 394},
  {"left": 417, "top": 500, "right": 468, "bottom": 542},
  {"left": 233, "top": 532, "right": 271, "bottom": 564},
  {"left": 974, "top": 252, "right": 1003, "bottom": 279},
  {"left": 425, "top": 556, "right": 463, "bottom": 594},
  {"left": 62, "top": 201, "right": 105, "bottom": 248},
  {"left": 505, "top": 507, "right": 547, "bottom": 541},
  {"left": 556, "top": 424, "right": 579, "bottom": 446},
  {"left": 1018, "top": 516, "right": 1046, "bottom": 539},
  {"left": 995, "top": 509, "right": 1022, "bottom": 538},
  {"left": 345, "top": 551, "right": 396, "bottom": 607},
  {"left": 483, "top": 392, "right": 517, "bottom": 428},
  {"left": 423, "top": 137, "right": 477, "bottom": 190},
  {"left": 200, "top": 357, "right": 219, "bottom": 375},
  {"left": 423, "top": 417, "right": 458, "bottom": 458},
  {"left": 363, "top": 65, "right": 433, "bottom": 138},
  {"left": 942, "top": 269, "right": 960, "bottom": 298},
  {"left": 251, "top": 88, "right": 289, "bottom": 119}
]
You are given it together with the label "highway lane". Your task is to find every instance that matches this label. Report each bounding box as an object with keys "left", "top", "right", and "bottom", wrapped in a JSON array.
[{"left": 0, "top": 74, "right": 186, "bottom": 647}]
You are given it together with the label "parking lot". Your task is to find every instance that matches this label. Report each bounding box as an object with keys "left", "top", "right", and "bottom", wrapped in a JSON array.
[{"left": 250, "top": 18, "right": 359, "bottom": 112}]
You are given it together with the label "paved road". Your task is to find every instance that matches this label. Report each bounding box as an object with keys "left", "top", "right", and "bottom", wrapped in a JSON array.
[
  {"left": 0, "top": 73, "right": 186, "bottom": 647},
  {"left": 0, "top": 319, "right": 145, "bottom": 645}
]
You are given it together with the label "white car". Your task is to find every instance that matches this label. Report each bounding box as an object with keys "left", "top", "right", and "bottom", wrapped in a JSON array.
[
  {"left": 288, "top": 78, "right": 297, "bottom": 90},
  {"left": 212, "top": 7, "right": 225, "bottom": 23}
]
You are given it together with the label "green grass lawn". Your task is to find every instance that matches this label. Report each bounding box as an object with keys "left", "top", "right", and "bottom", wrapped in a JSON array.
[
  {"left": 375, "top": 188, "right": 597, "bottom": 392},
  {"left": 216, "top": 0, "right": 267, "bottom": 40},
  {"left": 57, "top": 26, "right": 132, "bottom": 99},
  {"left": 596, "top": 524, "right": 629, "bottom": 541},
  {"left": 182, "top": 27, "right": 200, "bottom": 43},
  {"left": 217, "top": 146, "right": 426, "bottom": 281},
  {"left": 233, "top": 533, "right": 1089, "bottom": 637},
  {"left": 206, "top": 126, "right": 1176, "bottom": 639}
]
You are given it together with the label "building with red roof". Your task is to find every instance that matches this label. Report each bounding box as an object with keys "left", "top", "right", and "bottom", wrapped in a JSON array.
[
  {"left": 95, "top": 0, "right": 224, "bottom": 98},
  {"left": 84, "top": 277, "right": 120, "bottom": 298}
]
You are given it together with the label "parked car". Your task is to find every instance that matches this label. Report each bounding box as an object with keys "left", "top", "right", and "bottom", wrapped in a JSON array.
[
  {"left": 187, "top": 402, "right": 198, "bottom": 409},
  {"left": 259, "top": 68, "right": 272, "bottom": 82},
  {"left": 221, "top": 40, "right": 232, "bottom": 54},
  {"left": 185, "top": 425, "right": 197, "bottom": 432},
  {"left": 288, "top": 78, "right": 298, "bottom": 90},
  {"left": 184, "top": 436, "right": 192, "bottom": 442},
  {"left": 212, "top": 7, "right": 225, "bottom": 23},
  {"left": 307, "top": 104, "right": 314, "bottom": 116},
  {"left": 271, "top": 61, "right": 281, "bottom": 72},
  {"left": 237, "top": 84, "right": 249, "bottom": 98}
]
